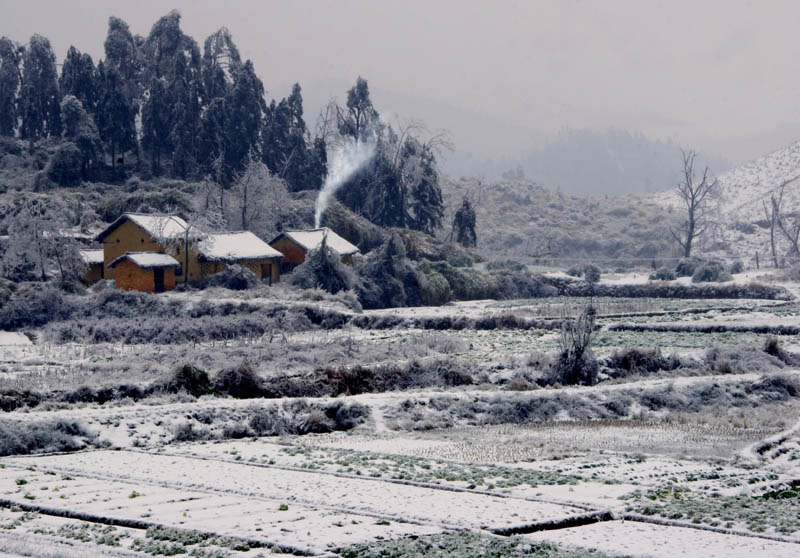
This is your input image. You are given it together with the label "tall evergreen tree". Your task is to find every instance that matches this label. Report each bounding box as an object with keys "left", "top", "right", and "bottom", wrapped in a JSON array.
[
  {"left": 141, "top": 77, "right": 171, "bottom": 174},
  {"left": 59, "top": 46, "right": 97, "bottom": 113},
  {"left": 19, "top": 34, "right": 61, "bottom": 146},
  {"left": 168, "top": 52, "right": 201, "bottom": 178},
  {"left": 96, "top": 61, "right": 136, "bottom": 170},
  {"left": 201, "top": 27, "right": 240, "bottom": 102},
  {"left": 337, "top": 76, "right": 379, "bottom": 141},
  {"left": 452, "top": 198, "right": 477, "bottom": 248},
  {"left": 0, "top": 37, "right": 22, "bottom": 137},
  {"left": 60, "top": 95, "right": 102, "bottom": 179},
  {"left": 141, "top": 10, "right": 201, "bottom": 84},
  {"left": 406, "top": 141, "right": 444, "bottom": 234},
  {"left": 225, "top": 60, "right": 265, "bottom": 177}
]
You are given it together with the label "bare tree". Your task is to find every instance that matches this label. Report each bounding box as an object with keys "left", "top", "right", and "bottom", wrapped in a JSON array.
[
  {"left": 771, "top": 177, "right": 800, "bottom": 261},
  {"left": 227, "top": 152, "right": 289, "bottom": 239},
  {"left": 670, "top": 149, "right": 717, "bottom": 257}
]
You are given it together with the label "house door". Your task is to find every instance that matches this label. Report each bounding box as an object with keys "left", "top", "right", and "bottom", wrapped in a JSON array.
[
  {"left": 261, "top": 263, "right": 272, "bottom": 285},
  {"left": 153, "top": 268, "right": 165, "bottom": 293}
]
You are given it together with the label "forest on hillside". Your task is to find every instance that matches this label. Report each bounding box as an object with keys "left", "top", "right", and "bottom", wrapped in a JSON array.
[{"left": 0, "top": 10, "right": 455, "bottom": 237}]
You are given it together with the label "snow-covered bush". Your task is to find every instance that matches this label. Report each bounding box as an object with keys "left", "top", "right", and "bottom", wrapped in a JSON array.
[
  {"left": 0, "top": 284, "right": 73, "bottom": 330},
  {"left": 289, "top": 239, "right": 357, "bottom": 295},
  {"left": 541, "top": 304, "right": 598, "bottom": 386},
  {"left": 649, "top": 266, "right": 676, "bottom": 281},
  {"left": 214, "top": 363, "right": 263, "bottom": 398},
  {"left": 692, "top": 260, "right": 732, "bottom": 283},
  {"left": 201, "top": 264, "right": 260, "bottom": 290}
]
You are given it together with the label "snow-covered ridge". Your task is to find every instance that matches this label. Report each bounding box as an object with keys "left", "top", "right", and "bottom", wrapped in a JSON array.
[{"left": 656, "top": 140, "right": 800, "bottom": 222}]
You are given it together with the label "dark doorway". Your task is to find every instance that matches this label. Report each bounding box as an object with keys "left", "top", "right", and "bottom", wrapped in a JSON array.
[
  {"left": 261, "top": 263, "right": 272, "bottom": 285},
  {"left": 153, "top": 268, "right": 165, "bottom": 293}
]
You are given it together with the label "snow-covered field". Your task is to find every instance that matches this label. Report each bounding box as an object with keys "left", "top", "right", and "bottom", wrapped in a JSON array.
[{"left": 1, "top": 282, "right": 800, "bottom": 557}]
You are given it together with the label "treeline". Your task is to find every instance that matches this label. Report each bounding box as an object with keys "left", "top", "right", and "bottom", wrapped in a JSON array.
[
  {"left": 0, "top": 10, "right": 469, "bottom": 240},
  {"left": 0, "top": 11, "right": 324, "bottom": 190}
]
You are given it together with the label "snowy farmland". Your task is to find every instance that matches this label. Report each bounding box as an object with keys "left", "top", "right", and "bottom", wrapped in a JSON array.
[{"left": 1, "top": 277, "right": 800, "bottom": 557}]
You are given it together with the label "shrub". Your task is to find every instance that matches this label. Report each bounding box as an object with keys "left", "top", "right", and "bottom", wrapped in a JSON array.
[
  {"left": 649, "top": 267, "right": 676, "bottom": 281},
  {"left": 541, "top": 304, "right": 598, "bottom": 386},
  {"left": 172, "top": 422, "right": 212, "bottom": 442},
  {"left": 201, "top": 264, "right": 260, "bottom": 290},
  {"left": 675, "top": 257, "right": 704, "bottom": 277},
  {"left": 0, "top": 419, "right": 97, "bottom": 456},
  {"left": 764, "top": 337, "right": 796, "bottom": 366},
  {"left": 248, "top": 408, "right": 290, "bottom": 436},
  {"left": 566, "top": 265, "right": 583, "bottom": 277},
  {"left": 290, "top": 237, "right": 357, "bottom": 295},
  {"left": 692, "top": 260, "right": 732, "bottom": 283},
  {"left": 606, "top": 347, "right": 681, "bottom": 377},
  {"left": 161, "top": 364, "right": 212, "bottom": 397},
  {"left": 214, "top": 363, "right": 264, "bottom": 398},
  {"left": 0, "top": 284, "right": 73, "bottom": 330},
  {"left": 583, "top": 264, "right": 601, "bottom": 283},
  {"left": 486, "top": 259, "right": 525, "bottom": 272},
  {"left": 565, "top": 264, "right": 600, "bottom": 283},
  {"left": 730, "top": 260, "right": 745, "bottom": 274},
  {"left": 46, "top": 143, "right": 82, "bottom": 187}
]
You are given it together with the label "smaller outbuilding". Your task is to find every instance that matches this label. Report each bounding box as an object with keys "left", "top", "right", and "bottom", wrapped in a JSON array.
[
  {"left": 198, "top": 231, "right": 283, "bottom": 284},
  {"left": 269, "top": 228, "right": 360, "bottom": 272},
  {"left": 79, "top": 249, "right": 105, "bottom": 284},
  {"left": 108, "top": 252, "right": 180, "bottom": 293}
]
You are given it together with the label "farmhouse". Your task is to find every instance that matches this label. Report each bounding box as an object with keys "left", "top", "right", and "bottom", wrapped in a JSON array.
[
  {"left": 79, "top": 249, "right": 105, "bottom": 284},
  {"left": 108, "top": 252, "right": 180, "bottom": 293},
  {"left": 96, "top": 213, "right": 199, "bottom": 283},
  {"left": 198, "top": 231, "right": 283, "bottom": 284},
  {"left": 95, "top": 213, "right": 285, "bottom": 291},
  {"left": 269, "top": 227, "right": 360, "bottom": 272}
]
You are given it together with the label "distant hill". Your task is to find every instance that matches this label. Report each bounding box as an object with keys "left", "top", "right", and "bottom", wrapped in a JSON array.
[
  {"left": 520, "top": 129, "right": 730, "bottom": 196},
  {"left": 654, "top": 140, "right": 800, "bottom": 264},
  {"left": 441, "top": 175, "right": 682, "bottom": 265}
]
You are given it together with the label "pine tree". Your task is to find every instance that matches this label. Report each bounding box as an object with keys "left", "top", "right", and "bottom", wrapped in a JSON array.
[
  {"left": 452, "top": 198, "right": 477, "bottom": 247},
  {"left": 19, "top": 34, "right": 61, "bottom": 146},
  {"left": 59, "top": 46, "right": 97, "bottom": 113},
  {"left": 201, "top": 27, "right": 240, "bottom": 102},
  {"left": 141, "top": 77, "right": 171, "bottom": 174},
  {"left": 338, "top": 76, "right": 378, "bottom": 141},
  {"left": 225, "top": 60, "right": 265, "bottom": 176},
  {"left": 408, "top": 143, "right": 444, "bottom": 234},
  {"left": 60, "top": 95, "right": 102, "bottom": 179},
  {"left": 0, "top": 37, "right": 22, "bottom": 137},
  {"left": 96, "top": 62, "right": 136, "bottom": 170}
]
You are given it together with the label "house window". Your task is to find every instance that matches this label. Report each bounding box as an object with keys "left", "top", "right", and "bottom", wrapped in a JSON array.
[
  {"left": 141, "top": 238, "right": 144, "bottom": 243},
  {"left": 176, "top": 245, "right": 181, "bottom": 255}
]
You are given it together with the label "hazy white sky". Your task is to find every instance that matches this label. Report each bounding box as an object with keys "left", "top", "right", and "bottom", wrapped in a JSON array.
[{"left": 2, "top": 0, "right": 799, "bottom": 166}]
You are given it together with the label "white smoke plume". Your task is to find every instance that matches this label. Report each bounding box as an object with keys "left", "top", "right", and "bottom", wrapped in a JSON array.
[{"left": 314, "top": 138, "right": 376, "bottom": 227}]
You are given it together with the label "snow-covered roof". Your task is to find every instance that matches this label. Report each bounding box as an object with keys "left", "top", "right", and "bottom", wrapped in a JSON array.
[
  {"left": 270, "top": 228, "right": 360, "bottom": 256},
  {"left": 79, "top": 249, "right": 104, "bottom": 265},
  {"left": 198, "top": 231, "right": 283, "bottom": 262},
  {"left": 108, "top": 252, "right": 180, "bottom": 269},
  {"left": 96, "top": 213, "right": 189, "bottom": 242}
]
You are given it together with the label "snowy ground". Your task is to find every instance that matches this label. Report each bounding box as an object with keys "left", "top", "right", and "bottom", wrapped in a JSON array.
[{"left": 1, "top": 282, "right": 800, "bottom": 556}]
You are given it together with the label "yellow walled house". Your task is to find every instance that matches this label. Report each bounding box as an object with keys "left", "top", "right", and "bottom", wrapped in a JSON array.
[
  {"left": 95, "top": 213, "right": 283, "bottom": 290},
  {"left": 96, "top": 213, "right": 198, "bottom": 283},
  {"left": 269, "top": 228, "right": 360, "bottom": 273},
  {"left": 198, "top": 231, "right": 283, "bottom": 284},
  {"left": 108, "top": 252, "right": 180, "bottom": 293}
]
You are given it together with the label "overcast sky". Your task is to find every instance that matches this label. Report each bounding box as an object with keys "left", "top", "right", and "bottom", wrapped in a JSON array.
[{"left": 3, "top": 0, "right": 799, "bottom": 170}]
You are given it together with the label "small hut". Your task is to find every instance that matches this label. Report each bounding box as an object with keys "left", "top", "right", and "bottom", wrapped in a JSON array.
[
  {"left": 108, "top": 252, "right": 180, "bottom": 293},
  {"left": 79, "top": 249, "right": 105, "bottom": 284},
  {"left": 269, "top": 228, "right": 360, "bottom": 272},
  {"left": 198, "top": 231, "right": 283, "bottom": 284}
]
